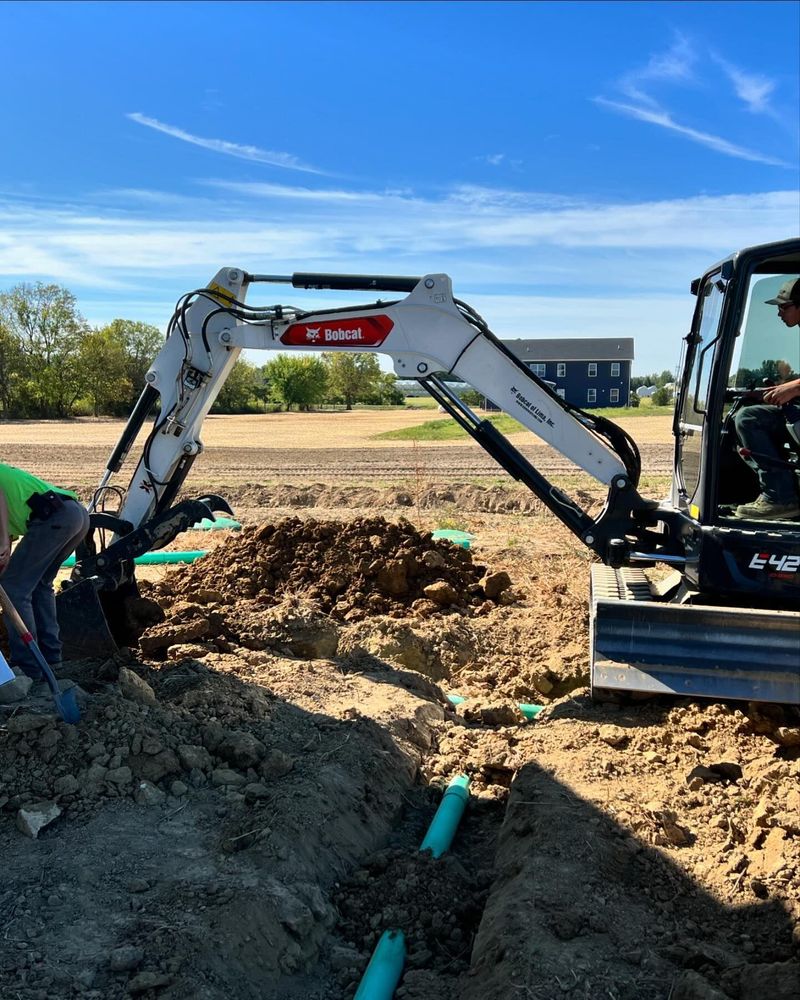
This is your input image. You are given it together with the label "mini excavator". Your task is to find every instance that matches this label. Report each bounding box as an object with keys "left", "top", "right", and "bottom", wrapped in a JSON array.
[{"left": 59, "top": 238, "right": 800, "bottom": 705}]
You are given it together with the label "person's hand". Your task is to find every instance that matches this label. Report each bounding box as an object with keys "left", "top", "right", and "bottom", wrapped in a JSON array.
[
  {"left": 0, "top": 535, "right": 11, "bottom": 574},
  {"left": 764, "top": 378, "right": 800, "bottom": 406}
]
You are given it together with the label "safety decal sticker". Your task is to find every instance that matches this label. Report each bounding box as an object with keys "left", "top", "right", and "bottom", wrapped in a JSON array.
[
  {"left": 280, "top": 315, "right": 394, "bottom": 347},
  {"left": 205, "top": 282, "right": 237, "bottom": 304}
]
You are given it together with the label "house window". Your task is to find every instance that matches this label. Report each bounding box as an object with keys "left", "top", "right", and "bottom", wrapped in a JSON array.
[
  {"left": 529, "top": 363, "right": 547, "bottom": 377},
  {"left": 610, "top": 388, "right": 619, "bottom": 403},
  {"left": 556, "top": 388, "right": 566, "bottom": 399},
  {"left": 588, "top": 363, "right": 597, "bottom": 377},
  {"left": 611, "top": 362, "right": 620, "bottom": 377},
  {"left": 557, "top": 363, "right": 566, "bottom": 377},
  {"left": 587, "top": 388, "right": 597, "bottom": 403}
]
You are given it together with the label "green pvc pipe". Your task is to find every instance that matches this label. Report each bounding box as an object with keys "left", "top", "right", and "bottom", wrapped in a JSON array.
[
  {"left": 354, "top": 929, "right": 406, "bottom": 1000},
  {"left": 446, "top": 693, "right": 544, "bottom": 721},
  {"left": 420, "top": 774, "right": 470, "bottom": 859},
  {"left": 191, "top": 516, "right": 241, "bottom": 531},
  {"left": 61, "top": 550, "right": 208, "bottom": 568}
]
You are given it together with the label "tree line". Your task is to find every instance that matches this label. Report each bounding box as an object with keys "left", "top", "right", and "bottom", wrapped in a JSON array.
[{"left": 0, "top": 282, "right": 404, "bottom": 418}]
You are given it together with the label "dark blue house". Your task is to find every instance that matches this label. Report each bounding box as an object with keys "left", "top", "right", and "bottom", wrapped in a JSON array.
[{"left": 501, "top": 337, "right": 634, "bottom": 408}]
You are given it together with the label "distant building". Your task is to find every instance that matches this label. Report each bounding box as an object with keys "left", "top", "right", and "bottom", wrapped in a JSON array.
[{"left": 501, "top": 337, "right": 634, "bottom": 408}]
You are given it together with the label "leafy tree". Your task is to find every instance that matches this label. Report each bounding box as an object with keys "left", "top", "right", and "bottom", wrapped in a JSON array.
[
  {"left": 99, "top": 319, "right": 164, "bottom": 410},
  {"left": 652, "top": 385, "right": 674, "bottom": 406},
  {"left": 0, "top": 282, "right": 88, "bottom": 417},
  {"left": 263, "top": 354, "right": 328, "bottom": 411},
  {"left": 253, "top": 366, "right": 273, "bottom": 411},
  {"left": 361, "top": 372, "right": 405, "bottom": 406},
  {"left": 76, "top": 328, "right": 131, "bottom": 416},
  {"left": 211, "top": 359, "right": 262, "bottom": 413},
  {"left": 0, "top": 319, "right": 26, "bottom": 417},
  {"left": 377, "top": 372, "right": 405, "bottom": 405},
  {"left": 323, "top": 352, "right": 383, "bottom": 409}
]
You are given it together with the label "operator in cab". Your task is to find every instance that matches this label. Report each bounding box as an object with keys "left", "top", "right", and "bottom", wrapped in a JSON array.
[
  {"left": 0, "top": 463, "right": 90, "bottom": 701},
  {"left": 733, "top": 278, "right": 800, "bottom": 521}
]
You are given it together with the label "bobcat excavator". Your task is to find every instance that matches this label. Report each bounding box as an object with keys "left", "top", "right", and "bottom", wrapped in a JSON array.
[{"left": 59, "top": 237, "right": 800, "bottom": 705}]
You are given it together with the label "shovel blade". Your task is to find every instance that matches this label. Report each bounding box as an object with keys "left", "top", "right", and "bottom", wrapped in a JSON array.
[{"left": 54, "top": 687, "right": 81, "bottom": 725}]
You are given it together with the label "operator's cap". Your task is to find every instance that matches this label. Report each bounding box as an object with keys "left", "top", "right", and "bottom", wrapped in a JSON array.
[{"left": 765, "top": 277, "right": 800, "bottom": 306}]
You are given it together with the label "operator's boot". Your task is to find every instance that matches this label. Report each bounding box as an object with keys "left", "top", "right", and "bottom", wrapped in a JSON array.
[{"left": 735, "top": 495, "right": 800, "bottom": 520}]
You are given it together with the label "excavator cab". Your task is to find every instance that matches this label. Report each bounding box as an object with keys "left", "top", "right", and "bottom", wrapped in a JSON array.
[
  {"left": 674, "top": 238, "right": 800, "bottom": 528},
  {"left": 591, "top": 239, "right": 800, "bottom": 705},
  {"left": 669, "top": 239, "right": 800, "bottom": 603}
]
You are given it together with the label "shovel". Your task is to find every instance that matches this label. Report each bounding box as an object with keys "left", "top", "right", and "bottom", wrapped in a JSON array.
[{"left": 0, "top": 584, "right": 81, "bottom": 724}]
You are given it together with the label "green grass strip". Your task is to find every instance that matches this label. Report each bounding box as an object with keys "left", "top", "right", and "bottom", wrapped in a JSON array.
[{"left": 375, "top": 405, "right": 672, "bottom": 441}]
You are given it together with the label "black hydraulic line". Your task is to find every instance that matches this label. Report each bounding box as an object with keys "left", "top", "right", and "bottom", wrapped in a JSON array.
[
  {"left": 291, "top": 272, "right": 421, "bottom": 293},
  {"left": 153, "top": 453, "right": 197, "bottom": 518},
  {"left": 421, "top": 378, "right": 595, "bottom": 541},
  {"left": 462, "top": 420, "right": 594, "bottom": 539},
  {"left": 105, "top": 384, "right": 160, "bottom": 474}
]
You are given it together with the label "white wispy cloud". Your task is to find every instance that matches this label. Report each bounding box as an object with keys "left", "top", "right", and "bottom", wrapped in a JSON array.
[
  {"left": 594, "top": 98, "right": 789, "bottom": 167},
  {"left": 127, "top": 113, "right": 325, "bottom": 174},
  {"left": 1, "top": 184, "right": 797, "bottom": 370},
  {"left": 1, "top": 186, "right": 795, "bottom": 273},
  {"left": 619, "top": 34, "right": 696, "bottom": 107},
  {"left": 598, "top": 37, "right": 789, "bottom": 166},
  {"left": 711, "top": 55, "right": 778, "bottom": 117},
  {"left": 200, "top": 180, "right": 400, "bottom": 204}
]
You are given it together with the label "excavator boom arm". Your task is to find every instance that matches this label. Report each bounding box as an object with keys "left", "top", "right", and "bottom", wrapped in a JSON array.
[{"left": 77, "top": 269, "right": 679, "bottom": 592}]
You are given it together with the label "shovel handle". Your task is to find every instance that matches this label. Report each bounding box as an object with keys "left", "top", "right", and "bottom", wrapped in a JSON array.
[{"left": 0, "top": 584, "right": 32, "bottom": 641}]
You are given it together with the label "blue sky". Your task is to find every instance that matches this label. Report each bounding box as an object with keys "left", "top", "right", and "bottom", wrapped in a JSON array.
[{"left": 1, "top": 0, "right": 798, "bottom": 373}]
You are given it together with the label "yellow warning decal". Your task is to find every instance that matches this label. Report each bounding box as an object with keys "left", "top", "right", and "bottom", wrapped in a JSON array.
[
  {"left": 689, "top": 503, "right": 700, "bottom": 519},
  {"left": 206, "top": 282, "right": 236, "bottom": 304}
]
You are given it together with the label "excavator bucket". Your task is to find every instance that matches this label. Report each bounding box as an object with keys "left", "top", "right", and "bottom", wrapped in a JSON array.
[
  {"left": 57, "top": 494, "right": 234, "bottom": 662},
  {"left": 590, "top": 567, "right": 800, "bottom": 705},
  {"left": 57, "top": 579, "right": 119, "bottom": 660}
]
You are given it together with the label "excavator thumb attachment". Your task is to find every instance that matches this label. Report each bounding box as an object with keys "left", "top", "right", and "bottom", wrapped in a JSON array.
[
  {"left": 590, "top": 566, "right": 800, "bottom": 704},
  {"left": 58, "top": 494, "right": 235, "bottom": 661}
]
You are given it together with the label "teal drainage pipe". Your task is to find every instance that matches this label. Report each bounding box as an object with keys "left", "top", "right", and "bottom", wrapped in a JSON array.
[
  {"left": 420, "top": 774, "right": 470, "bottom": 859},
  {"left": 353, "top": 929, "right": 406, "bottom": 1000},
  {"left": 352, "top": 776, "right": 470, "bottom": 996},
  {"left": 447, "top": 693, "right": 544, "bottom": 721},
  {"left": 61, "top": 550, "right": 208, "bottom": 568},
  {"left": 191, "top": 516, "right": 241, "bottom": 531}
]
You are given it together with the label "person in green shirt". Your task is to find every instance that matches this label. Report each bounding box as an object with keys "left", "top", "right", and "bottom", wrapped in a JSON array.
[{"left": 0, "top": 463, "right": 90, "bottom": 685}]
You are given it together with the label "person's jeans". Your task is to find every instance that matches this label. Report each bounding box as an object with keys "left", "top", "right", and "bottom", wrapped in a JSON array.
[
  {"left": 2, "top": 497, "right": 90, "bottom": 678},
  {"left": 733, "top": 403, "right": 800, "bottom": 504}
]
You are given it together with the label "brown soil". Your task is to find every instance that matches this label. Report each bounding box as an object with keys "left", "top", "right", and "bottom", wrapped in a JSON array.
[{"left": 0, "top": 415, "right": 797, "bottom": 1000}]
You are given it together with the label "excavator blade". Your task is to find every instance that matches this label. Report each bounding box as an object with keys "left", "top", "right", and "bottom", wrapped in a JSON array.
[{"left": 590, "top": 566, "right": 800, "bottom": 705}]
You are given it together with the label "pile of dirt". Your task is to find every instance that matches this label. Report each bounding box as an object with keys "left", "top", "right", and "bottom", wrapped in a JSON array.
[
  {"left": 0, "top": 651, "right": 287, "bottom": 826},
  {"left": 137, "top": 517, "right": 518, "bottom": 663},
  {"left": 158, "top": 516, "right": 503, "bottom": 617}
]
